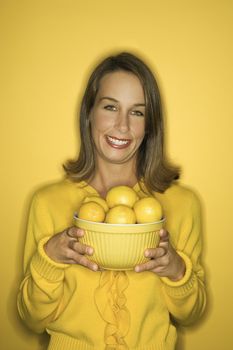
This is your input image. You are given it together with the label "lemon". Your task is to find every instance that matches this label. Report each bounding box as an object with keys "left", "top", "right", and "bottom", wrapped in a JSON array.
[
  {"left": 106, "top": 185, "right": 138, "bottom": 208},
  {"left": 78, "top": 201, "right": 105, "bottom": 222},
  {"left": 105, "top": 205, "right": 136, "bottom": 224},
  {"left": 133, "top": 197, "right": 163, "bottom": 223},
  {"left": 83, "top": 195, "right": 109, "bottom": 212}
]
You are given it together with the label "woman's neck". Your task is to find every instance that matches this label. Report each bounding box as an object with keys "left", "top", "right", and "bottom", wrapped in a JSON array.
[{"left": 89, "top": 160, "right": 138, "bottom": 198}]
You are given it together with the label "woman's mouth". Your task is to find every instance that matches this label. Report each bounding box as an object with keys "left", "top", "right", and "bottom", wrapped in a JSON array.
[{"left": 106, "top": 135, "right": 131, "bottom": 149}]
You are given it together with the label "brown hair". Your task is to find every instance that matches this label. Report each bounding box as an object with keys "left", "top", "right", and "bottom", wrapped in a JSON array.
[{"left": 64, "top": 52, "right": 180, "bottom": 193}]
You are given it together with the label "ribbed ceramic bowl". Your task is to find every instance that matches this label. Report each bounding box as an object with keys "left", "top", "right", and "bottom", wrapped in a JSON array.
[{"left": 73, "top": 214, "right": 165, "bottom": 271}]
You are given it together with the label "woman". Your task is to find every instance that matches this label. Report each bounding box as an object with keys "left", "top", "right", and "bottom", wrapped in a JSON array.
[{"left": 17, "top": 52, "right": 206, "bottom": 349}]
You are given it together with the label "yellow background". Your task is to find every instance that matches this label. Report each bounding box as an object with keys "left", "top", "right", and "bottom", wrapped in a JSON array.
[{"left": 1, "top": 0, "right": 233, "bottom": 349}]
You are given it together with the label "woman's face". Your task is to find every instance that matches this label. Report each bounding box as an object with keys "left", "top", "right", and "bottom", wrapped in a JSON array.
[{"left": 90, "top": 71, "right": 145, "bottom": 166}]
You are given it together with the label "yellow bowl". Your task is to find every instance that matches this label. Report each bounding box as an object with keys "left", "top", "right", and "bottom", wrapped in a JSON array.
[{"left": 73, "top": 214, "right": 165, "bottom": 271}]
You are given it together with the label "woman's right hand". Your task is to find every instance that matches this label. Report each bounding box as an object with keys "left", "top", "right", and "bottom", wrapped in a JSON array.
[{"left": 44, "top": 227, "right": 99, "bottom": 271}]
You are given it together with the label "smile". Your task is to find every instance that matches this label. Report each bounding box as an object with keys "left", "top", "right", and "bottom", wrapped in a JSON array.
[{"left": 106, "top": 135, "right": 131, "bottom": 148}]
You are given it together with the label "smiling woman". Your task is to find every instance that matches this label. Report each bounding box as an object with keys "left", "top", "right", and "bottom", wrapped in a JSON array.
[
  {"left": 64, "top": 52, "right": 180, "bottom": 194},
  {"left": 89, "top": 71, "right": 146, "bottom": 170},
  {"left": 17, "top": 52, "right": 206, "bottom": 350}
]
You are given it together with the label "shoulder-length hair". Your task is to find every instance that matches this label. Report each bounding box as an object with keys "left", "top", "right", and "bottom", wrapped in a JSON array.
[{"left": 64, "top": 52, "right": 180, "bottom": 193}]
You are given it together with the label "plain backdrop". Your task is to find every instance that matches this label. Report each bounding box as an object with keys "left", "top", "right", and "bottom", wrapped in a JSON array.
[{"left": 0, "top": 1, "right": 233, "bottom": 349}]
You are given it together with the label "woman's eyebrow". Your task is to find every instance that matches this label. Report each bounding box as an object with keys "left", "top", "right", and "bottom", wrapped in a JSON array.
[
  {"left": 134, "top": 103, "right": 146, "bottom": 107},
  {"left": 99, "top": 96, "right": 145, "bottom": 106},
  {"left": 99, "top": 96, "right": 119, "bottom": 102}
]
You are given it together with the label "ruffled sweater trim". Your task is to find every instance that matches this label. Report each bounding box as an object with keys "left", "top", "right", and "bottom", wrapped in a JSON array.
[{"left": 94, "top": 271, "right": 130, "bottom": 349}]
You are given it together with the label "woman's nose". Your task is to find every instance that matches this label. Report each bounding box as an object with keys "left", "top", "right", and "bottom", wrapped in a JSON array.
[{"left": 115, "top": 111, "right": 129, "bottom": 133}]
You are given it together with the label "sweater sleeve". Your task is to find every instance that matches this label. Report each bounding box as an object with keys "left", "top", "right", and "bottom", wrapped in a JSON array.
[
  {"left": 17, "top": 193, "right": 70, "bottom": 334},
  {"left": 160, "top": 192, "right": 207, "bottom": 326}
]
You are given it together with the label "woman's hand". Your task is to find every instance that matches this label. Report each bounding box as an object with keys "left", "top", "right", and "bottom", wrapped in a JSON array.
[
  {"left": 44, "top": 227, "right": 99, "bottom": 271},
  {"left": 135, "top": 229, "right": 186, "bottom": 281}
]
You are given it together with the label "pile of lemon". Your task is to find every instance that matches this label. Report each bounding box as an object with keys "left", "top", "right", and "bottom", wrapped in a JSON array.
[{"left": 78, "top": 186, "right": 163, "bottom": 224}]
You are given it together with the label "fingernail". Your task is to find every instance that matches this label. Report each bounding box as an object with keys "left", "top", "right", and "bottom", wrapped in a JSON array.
[
  {"left": 92, "top": 264, "right": 98, "bottom": 271},
  {"left": 159, "top": 229, "right": 165, "bottom": 236},
  {"left": 145, "top": 250, "right": 149, "bottom": 257},
  {"left": 87, "top": 247, "right": 93, "bottom": 255},
  {"left": 135, "top": 266, "right": 140, "bottom": 273},
  {"left": 77, "top": 229, "right": 84, "bottom": 236}
]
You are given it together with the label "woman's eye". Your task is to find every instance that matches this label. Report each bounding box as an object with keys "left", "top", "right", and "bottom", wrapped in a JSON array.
[
  {"left": 131, "top": 110, "right": 144, "bottom": 117},
  {"left": 104, "top": 105, "right": 117, "bottom": 111}
]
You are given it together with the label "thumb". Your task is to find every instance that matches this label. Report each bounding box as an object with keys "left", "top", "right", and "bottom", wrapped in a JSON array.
[
  {"left": 66, "top": 227, "right": 84, "bottom": 239},
  {"left": 158, "top": 229, "right": 169, "bottom": 243}
]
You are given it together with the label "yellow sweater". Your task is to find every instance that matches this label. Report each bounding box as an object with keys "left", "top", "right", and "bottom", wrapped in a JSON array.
[{"left": 17, "top": 179, "right": 206, "bottom": 350}]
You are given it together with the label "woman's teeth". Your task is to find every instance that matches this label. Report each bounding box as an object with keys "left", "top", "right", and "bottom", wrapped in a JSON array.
[{"left": 107, "top": 136, "right": 130, "bottom": 146}]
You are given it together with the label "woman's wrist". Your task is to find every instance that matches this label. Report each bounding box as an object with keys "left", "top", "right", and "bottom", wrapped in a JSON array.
[{"left": 169, "top": 255, "right": 186, "bottom": 282}]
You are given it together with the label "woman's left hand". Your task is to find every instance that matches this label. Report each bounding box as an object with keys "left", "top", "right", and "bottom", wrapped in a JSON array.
[{"left": 135, "top": 229, "right": 186, "bottom": 281}]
